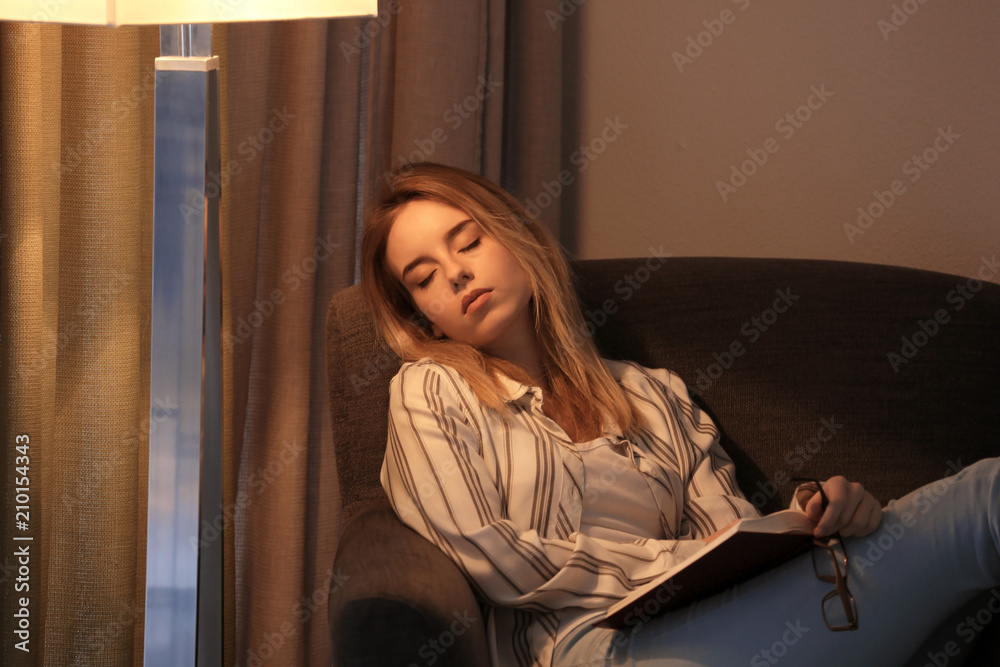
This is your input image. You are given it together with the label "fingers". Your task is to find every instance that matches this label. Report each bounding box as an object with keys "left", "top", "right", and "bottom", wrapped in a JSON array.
[
  {"left": 814, "top": 476, "right": 883, "bottom": 538},
  {"left": 813, "top": 475, "right": 849, "bottom": 537},
  {"left": 803, "top": 488, "right": 826, "bottom": 522}
]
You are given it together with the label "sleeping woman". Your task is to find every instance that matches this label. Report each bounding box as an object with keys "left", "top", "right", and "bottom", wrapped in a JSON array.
[{"left": 360, "top": 161, "right": 1000, "bottom": 666}]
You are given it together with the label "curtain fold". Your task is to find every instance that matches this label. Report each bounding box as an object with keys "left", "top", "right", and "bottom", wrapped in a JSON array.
[
  {"left": 227, "top": 19, "right": 362, "bottom": 666},
  {"left": 363, "top": 0, "right": 564, "bottom": 233},
  {"left": 214, "top": 25, "right": 237, "bottom": 665},
  {"left": 0, "top": 23, "right": 158, "bottom": 665},
  {"left": 501, "top": 0, "right": 565, "bottom": 238},
  {"left": 365, "top": 0, "right": 507, "bottom": 199}
]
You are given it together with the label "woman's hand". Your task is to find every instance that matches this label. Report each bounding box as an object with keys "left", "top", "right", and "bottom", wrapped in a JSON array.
[{"left": 803, "top": 476, "right": 882, "bottom": 538}]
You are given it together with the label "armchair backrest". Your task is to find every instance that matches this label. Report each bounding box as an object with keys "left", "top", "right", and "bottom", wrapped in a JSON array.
[{"left": 327, "top": 257, "right": 1000, "bottom": 522}]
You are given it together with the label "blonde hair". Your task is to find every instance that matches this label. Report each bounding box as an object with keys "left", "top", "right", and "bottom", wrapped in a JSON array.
[{"left": 361, "top": 162, "right": 642, "bottom": 436}]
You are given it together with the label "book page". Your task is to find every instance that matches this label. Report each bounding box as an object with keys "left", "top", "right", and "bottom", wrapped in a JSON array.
[{"left": 738, "top": 509, "right": 816, "bottom": 534}]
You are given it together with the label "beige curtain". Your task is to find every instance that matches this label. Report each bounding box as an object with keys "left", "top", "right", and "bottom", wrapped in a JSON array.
[
  {"left": 0, "top": 24, "right": 158, "bottom": 664},
  {"left": 0, "top": 1, "right": 563, "bottom": 664}
]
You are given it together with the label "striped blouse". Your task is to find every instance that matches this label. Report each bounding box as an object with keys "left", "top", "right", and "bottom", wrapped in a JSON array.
[{"left": 380, "top": 358, "right": 761, "bottom": 667}]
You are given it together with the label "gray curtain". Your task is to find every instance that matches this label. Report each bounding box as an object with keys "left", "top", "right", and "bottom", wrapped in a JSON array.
[{"left": 365, "top": 0, "right": 565, "bottom": 237}]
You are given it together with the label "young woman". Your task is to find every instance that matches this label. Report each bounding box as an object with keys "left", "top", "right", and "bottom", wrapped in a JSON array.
[{"left": 361, "top": 162, "right": 1000, "bottom": 666}]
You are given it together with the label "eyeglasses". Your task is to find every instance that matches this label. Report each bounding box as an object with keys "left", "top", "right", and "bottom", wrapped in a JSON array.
[{"left": 792, "top": 478, "right": 859, "bottom": 631}]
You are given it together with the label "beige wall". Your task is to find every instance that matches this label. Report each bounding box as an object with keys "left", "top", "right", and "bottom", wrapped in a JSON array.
[{"left": 555, "top": 0, "right": 999, "bottom": 282}]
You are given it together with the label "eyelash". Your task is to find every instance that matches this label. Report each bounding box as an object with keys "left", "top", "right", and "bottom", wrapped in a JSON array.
[{"left": 415, "top": 238, "right": 481, "bottom": 289}]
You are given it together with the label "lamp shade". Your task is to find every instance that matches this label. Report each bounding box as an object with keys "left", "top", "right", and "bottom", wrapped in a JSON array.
[{"left": 0, "top": 0, "right": 376, "bottom": 26}]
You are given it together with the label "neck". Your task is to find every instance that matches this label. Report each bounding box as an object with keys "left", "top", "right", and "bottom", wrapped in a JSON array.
[{"left": 482, "top": 310, "right": 546, "bottom": 387}]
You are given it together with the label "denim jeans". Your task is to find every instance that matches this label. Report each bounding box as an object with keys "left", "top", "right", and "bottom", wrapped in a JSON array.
[{"left": 552, "top": 458, "right": 1000, "bottom": 667}]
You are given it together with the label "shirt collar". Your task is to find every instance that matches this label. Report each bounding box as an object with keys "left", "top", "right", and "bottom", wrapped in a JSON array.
[
  {"left": 496, "top": 373, "right": 543, "bottom": 408},
  {"left": 495, "top": 368, "right": 627, "bottom": 442}
]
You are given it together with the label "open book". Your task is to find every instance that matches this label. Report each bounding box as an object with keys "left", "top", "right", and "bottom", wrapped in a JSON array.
[{"left": 595, "top": 510, "right": 817, "bottom": 629}]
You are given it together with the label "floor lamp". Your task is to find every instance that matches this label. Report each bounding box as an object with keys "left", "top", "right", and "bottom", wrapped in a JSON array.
[{"left": 1, "top": 2, "right": 376, "bottom": 665}]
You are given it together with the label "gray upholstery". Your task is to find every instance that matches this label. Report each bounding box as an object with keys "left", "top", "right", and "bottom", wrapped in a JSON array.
[{"left": 327, "top": 257, "right": 1000, "bottom": 666}]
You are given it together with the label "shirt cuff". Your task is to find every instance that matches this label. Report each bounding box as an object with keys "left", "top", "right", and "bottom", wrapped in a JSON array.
[{"left": 791, "top": 481, "right": 821, "bottom": 512}]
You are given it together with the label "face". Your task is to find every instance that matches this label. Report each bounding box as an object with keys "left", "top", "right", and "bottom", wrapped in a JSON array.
[{"left": 385, "top": 199, "right": 535, "bottom": 361}]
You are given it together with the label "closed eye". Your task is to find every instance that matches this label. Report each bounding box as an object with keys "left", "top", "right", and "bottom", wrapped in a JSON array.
[
  {"left": 416, "top": 270, "right": 436, "bottom": 289},
  {"left": 413, "top": 237, "right": 478, "bottom": 289}
]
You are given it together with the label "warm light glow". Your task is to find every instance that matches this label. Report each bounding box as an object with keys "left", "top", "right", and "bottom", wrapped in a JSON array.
[{"left": 0, "top": 0, "right": 376, "bottom": 26}]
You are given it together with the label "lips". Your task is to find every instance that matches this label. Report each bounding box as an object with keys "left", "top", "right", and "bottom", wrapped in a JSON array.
[{"left": 462, "top": 288, "right": 492, "bottom": 314}]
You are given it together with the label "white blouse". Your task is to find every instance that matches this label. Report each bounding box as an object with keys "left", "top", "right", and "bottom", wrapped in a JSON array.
[{"left": 380, "top": 358, "right": 761, "bottom": 667}]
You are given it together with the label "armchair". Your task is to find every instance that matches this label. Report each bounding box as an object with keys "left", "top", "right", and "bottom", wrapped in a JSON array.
[{"left": 326, "top": 256, "right": 1000, "bottom": 666}]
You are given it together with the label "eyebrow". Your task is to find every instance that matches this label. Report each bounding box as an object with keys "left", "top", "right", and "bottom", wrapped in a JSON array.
[{"left": 400, "top": 219, "right": 475, "bottom": 280}]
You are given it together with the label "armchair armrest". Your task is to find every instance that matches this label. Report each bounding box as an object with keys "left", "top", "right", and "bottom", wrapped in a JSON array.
[{"left": 329, "top": 499, "right": 490, "bottom": 667}]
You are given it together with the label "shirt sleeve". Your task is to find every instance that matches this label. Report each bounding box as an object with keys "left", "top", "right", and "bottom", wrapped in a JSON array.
[
  {"left": 380, "top": 362, "right": 708, "bottom": 614},
  {"left": 629, "top": 365, "right": 761, "bottom": 540},
  {"left": 790, "top": 480, "right": 820, "bottom": 511}
]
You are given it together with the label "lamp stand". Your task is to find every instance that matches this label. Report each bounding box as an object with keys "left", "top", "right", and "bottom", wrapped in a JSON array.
[{"left": 144, "top": 24, "right": 222, "bottom": 667}]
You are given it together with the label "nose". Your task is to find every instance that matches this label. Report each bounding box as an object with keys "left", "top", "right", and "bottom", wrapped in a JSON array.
[{"left": 443, "top": 259, "right": 472, "bottom": 291}]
